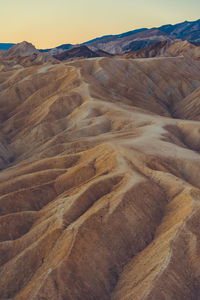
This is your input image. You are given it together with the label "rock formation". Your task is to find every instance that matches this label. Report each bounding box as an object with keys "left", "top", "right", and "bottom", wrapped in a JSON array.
[
  {"left": 0, "top": 42, "right": 58, "bottom": 68},
  {"left": 1, "top": 48, "right": 200, "bottom": 299}
]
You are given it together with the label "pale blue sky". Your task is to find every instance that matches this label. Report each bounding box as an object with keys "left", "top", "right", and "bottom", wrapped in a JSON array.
[{"left": 1, "top": 0, "right": 200, "bottom": 48}]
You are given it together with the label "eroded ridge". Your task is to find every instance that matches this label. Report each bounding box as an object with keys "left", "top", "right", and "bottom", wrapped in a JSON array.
[{"left": 1, "top": 56, "right": 200, "bottom": 299}]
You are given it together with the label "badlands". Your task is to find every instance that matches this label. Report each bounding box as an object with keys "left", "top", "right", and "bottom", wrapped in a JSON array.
[{"left": 1, "top": 43, "right": 200, "bottom": 299}]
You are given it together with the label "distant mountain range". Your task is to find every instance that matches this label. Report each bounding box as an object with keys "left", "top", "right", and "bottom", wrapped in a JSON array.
[
  {"left": 1, "top": 19, "right": 200, "bottom": 58},
  {"left": 0, "top": 43, "right": 15, "bottom": 50},
  {"left": 83, "top": 19, "right": 200, "bottom": 54}
]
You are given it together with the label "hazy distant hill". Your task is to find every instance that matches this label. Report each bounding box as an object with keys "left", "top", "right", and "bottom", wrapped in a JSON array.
[
  {"left": 39, "top": 43, "right": 73, "bottom": 54},
  {"left": 158, "top": 19, "right": 200, "bottom": 41},
  {"left": 0, "top": 43, "right": 15, "bottom": 50},
  {"left": 83, "top": 28, "right": 147, "bottom": 44},
  {"left": 84, "top": 19, "right": 200, "bottom": 54}
]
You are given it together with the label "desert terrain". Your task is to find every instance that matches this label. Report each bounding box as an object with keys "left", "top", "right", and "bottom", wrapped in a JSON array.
[{"left": 1, "top": 43, "right": 200, "bottom": 299}]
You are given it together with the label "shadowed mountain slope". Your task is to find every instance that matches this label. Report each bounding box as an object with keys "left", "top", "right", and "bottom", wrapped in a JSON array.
[
  {"left": 85, "top": 29, "right": 174, "bottom": 54},
  {"left": 54, "top": 45, "right": 112, "bottom": 61},
  {"left": 122, "top": 40, "right": 200, "bottom": 60},
  {"left": 84, "top": 19, "right": 200, "bottom": 54},
  {"left": 158, "top": 19, "right": 200, "bottom": 41}
]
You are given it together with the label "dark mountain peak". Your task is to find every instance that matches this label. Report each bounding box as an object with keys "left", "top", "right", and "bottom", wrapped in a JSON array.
[
  {"left": 54, "top": 45, "right": 100, "bottom": 61},
  {"left": 54, "top": 45, "right": 113, "bottom": 61}
]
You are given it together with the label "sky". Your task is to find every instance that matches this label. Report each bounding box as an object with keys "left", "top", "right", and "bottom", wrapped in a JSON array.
[{"left": 1, "top": 0, "right": 200, "bottom": 49}]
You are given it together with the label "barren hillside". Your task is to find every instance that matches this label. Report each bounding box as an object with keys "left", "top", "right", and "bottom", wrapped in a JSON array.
[
  {"left": 1, "top": 52, "right": 200, "bottom": 299},
  {"left": 123, "top": 40, "right": 200, "bottom": 60}
]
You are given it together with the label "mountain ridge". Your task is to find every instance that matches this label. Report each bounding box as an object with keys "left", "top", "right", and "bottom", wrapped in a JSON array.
[{"left": 1, "top": 19, "right": 200, "bottom": 54}]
